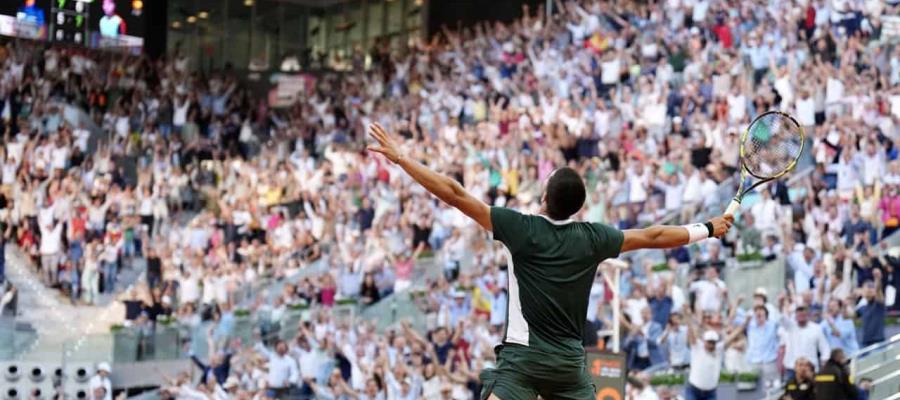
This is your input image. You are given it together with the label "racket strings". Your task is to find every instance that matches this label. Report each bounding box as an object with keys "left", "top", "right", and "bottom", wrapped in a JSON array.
[{"left": 742, "top": 113, "right": 803, "bottom": 178}]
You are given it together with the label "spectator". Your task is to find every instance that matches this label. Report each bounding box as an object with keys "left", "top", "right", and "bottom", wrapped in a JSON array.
[
  {"left": 690, "top": 266, "right": 726, "bottom": 314},
  {"left": 814, "top": 349, "right": 857, "bottom": 400},
  {"left": 821, "top": 299, "right": 859, "bottom": 355},
  {"left": 254, "top": 339, "right": 299, "bottom": 398},
  {"left": 780, "top": 303, "right": 831, "bottom": 377},
  {"left": 743, "top": 305, "right": 780, "bottom": 388},
  {"left": 855, "top": 269, "right": 886, "bottom": 347},
  {"left": 88, "top": 362, "right": 112, "bottom": 400},
  {"left": 781, "top": 357, "right": 816, "bottom": 400}
]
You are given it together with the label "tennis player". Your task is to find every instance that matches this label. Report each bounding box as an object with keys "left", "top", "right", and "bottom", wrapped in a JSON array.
[{"left": 367, "top": 123, "right": 734, "bottom": 399}]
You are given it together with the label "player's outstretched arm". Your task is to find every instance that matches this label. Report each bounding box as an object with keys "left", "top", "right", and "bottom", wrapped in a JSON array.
[
  {"left": 367, "top": 123, "right": 491, "bottom": 231},
  {"left": 620, "top": 215, "right": 733, "bottom": 253}
]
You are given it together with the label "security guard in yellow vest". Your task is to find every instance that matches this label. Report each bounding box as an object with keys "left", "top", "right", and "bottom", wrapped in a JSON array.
[
  {"left": 814, "top": 349, "right": 857, "bottom": 400},
  {"left": 782, "top": 357, "right": 815, "bottom": 400}
]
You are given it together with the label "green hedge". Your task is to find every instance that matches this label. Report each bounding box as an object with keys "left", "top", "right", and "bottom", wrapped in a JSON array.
[
  {"left": 335, "top": 298, "right": 358, "bottom": 306},
  {"left": 651, "top": 263, "right": 670, "bottom": 272},
  {"left": 649, "top": 372, "right": 758, "bottom": 386},
  {"left": 736, "top": 252, "right": 765, "bottom": 262}
]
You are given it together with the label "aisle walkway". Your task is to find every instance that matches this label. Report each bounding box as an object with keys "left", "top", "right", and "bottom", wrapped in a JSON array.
[{"left": 2, "top": 247, "right": 124, "bottom": 362}]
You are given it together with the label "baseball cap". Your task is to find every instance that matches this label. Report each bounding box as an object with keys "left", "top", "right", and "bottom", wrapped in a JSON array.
[
  {"left": 224, "top": 377, "right": 240, "bottom": 389},
  {"left": 702, "top": 331, "right": 720, "bottom": 342},
  {"left": 753, "top": 287, "right": 768, "bottom": 299},
  {"left": 97, "top": 363, "right": 111, "bottom": 373}
]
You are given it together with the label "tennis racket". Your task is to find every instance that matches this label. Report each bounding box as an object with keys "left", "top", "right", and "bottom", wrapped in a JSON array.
[{"left": 724, "top": 111, "right": 805, "bottom": 216}]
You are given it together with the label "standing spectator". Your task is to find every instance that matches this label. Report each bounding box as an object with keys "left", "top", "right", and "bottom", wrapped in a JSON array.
[
  {"left": 690, "top": 266, "right": 726, "bottom": 313},
  {"left": 743, "top": 305, "right": 780, "bottom": 389},
  {"left": 821, "top": 299, "right": 859, "bottom": 354},
  {"left": 787, "top": 247, "right": 817, "bottom": 295},
  {"left": 649, "top": 282, "right": 674, "bottom": 327},
  {"left": 856, "top": 269, "right": 886, "bottom": 347},
  {"left": 780, "top": 304, "right": 830, "bottom": 377},
  {"left": 685, "top": 329, "right": 725, "bottom": 400},
  {"left": 88, "top": 363, "right": 112, "bottom": 400},
  {"left": 658, "top": 311, "right": 690, "bottom": 370},
  {"left": 254, "top": 339, "right": 299, "bottom": 398},
  {"left": 39, "top": 218, "right": 63, "bottom": 286}
]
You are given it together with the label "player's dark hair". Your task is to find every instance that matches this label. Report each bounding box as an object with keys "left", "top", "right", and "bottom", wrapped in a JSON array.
[{"left": 544, "top": 167, "right": 586, "bottom": 220}]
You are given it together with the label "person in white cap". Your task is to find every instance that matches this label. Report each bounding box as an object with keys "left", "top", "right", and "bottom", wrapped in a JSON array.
[
  {"left": 683, "top": 306, "right": 743, "bottom": 400},
  {"left": 214, "top": 376, "right": 240, "bottom": 400},
  {"left": 89, "top": 362, "right": 112, "bottom": 400}
]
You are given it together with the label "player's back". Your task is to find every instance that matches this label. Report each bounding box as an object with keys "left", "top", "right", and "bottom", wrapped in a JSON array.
[{"left": 491, "top": 207, "right": 624, "bottom": 357}]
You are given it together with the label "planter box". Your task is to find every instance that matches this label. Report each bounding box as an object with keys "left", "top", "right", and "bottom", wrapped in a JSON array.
[
  {"left": 112, "top": 330, "right": 139, "bottom": 363},
  {"left": 152, "top": 326, "right": 180, "bottom": 360},
  {"left": 736, "top": 260, "right": 764, "bottom": 269},
  {"left": 233, "top": 317, "right": 254, "bottom": 345}
]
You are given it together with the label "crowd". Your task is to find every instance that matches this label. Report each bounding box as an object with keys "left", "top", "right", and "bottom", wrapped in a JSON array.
[{"left": 0, "top": 0, "right": 898, "bottom": 398}]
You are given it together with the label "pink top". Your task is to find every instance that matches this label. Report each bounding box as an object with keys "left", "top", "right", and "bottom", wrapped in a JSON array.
[
  {"left": 880, "top": 195, "right": 900, "bottom": 223},
  {"left": 395, "top": 259, "right": 414, "bottom": 281}
]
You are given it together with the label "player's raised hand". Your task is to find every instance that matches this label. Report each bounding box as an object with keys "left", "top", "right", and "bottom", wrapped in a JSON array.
[
  {"left": 709, "top": 214, "right": 734, "bottom": 238},
  {"left": 367, "top": 123, "right": 402, "bottom": 163}
]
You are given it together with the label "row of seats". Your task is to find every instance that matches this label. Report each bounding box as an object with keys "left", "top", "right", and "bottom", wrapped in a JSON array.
[{"left": 0, "top": 363, "right": 95, "bottom": 400}]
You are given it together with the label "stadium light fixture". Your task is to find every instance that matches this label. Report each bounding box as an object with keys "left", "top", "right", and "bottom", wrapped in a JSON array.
[
  {"left": 171, "top": 21, "right": 181, "bottom": 29},
  {"left": 198, "top": 11, "right": 209, "bottom": 19},
  {"left": 244, "top": 0, "right": 254, "bottom": 6},
  {"left": 187, "top": 16, "right": 197, "bottom": 24}
]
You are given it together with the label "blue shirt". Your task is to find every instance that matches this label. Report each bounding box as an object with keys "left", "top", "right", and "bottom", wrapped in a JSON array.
[
  {"left": 649, "top": 296, "right": 673, "bottom": 326},
  {"left": 822, "top": 317, "right": 859, "bottom": 354},
  {"left": 663, "top": 325, "right": 690, "bottom": 367},
  {"left": 857, "top": 301, "right": 886, "bottom": 345},
  {"left": 746, "top": 319, "right": 779, "bottom": 364}
]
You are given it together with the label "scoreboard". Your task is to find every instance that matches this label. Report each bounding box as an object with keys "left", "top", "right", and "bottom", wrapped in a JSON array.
[
  {"left": 0, "top": 0, "right": 145, "bottom": 53},
  {"left": 51, "top": 0, "right": 90, "bottom": 46}
]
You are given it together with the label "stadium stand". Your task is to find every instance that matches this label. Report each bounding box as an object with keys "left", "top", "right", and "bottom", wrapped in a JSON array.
[{"left": 0, "top": 0, "right": 899, "bottom": 399}]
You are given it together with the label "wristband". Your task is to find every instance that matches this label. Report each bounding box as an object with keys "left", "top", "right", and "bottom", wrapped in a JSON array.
[
  {"left": 683, "top": 223, "right": 710, "bottom": 244},
  {"left": 704, "top": 221, "right": 715, "bottom": 237}
]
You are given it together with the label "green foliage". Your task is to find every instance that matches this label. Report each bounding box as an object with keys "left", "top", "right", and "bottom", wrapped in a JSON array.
[
  {"left": 648, "top": 372, "right": 759, "bottom": 386},
  {"left": 110, "top": 324, "right": 125, "bottom": 333},
  {"left": 335, "top": 298, "right": 358, "bottom": 306},
  {"left": 651, "top": 263, "right": 671, "bottom": 272},
  {"left": 234, "top": 309, "right": 252, "bottom": 317},
  {"left": 735, "top": 252, "right": 765, "bottom": 262}
]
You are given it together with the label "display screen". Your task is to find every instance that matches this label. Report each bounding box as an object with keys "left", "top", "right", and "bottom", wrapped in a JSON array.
[{"left": 0, "top": 0, "right": 145, "bottom": 52}]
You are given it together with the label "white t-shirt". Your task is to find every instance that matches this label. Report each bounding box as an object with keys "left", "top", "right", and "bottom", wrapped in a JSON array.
[
  {"left": 780, "top": 318, "right": 830, "bottom": 370},
  {"left": 690, "top": 279, "right": 726, "bottom": 312},
  {"left": 795, "top": 97, "right": 816, "bottom": 126},
  {"left": 688, "top": 340, "right": 724, "bottom": 390}
]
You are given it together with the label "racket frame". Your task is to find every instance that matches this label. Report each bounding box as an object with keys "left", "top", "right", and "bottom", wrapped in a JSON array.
[{"left": 725, "top": 111, "right": 805, "bottom": 215}]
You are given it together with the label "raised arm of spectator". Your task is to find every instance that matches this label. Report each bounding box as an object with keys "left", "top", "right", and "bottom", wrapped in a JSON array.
[
  {"left": 682, "top": 305, "right": 698, "bottom": 345},
  {"left": 400, "top": 320, "right": 428, "bottom": 346},
  {"left": 779, "top": 294, "right": 796, "bottom": 330},
  {"left": 367, "top": 123, "right": 492, "bottom": 231},
  {"left": 874, "top": 269, "right": 885, "bottom": 304},
  {"left": 620, "top": 216, "right": 733, "bottom": 252},
  {"left": 727, "top": 295, "right": 745, "bottom": 326},
  {"left": 252, "top": 341, "right": 274, "bottom": 360}
]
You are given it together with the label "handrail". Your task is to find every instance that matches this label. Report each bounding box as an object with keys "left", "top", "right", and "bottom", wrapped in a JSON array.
[{"left": 851, "top": 332, "right": 900, "bottom": 380}]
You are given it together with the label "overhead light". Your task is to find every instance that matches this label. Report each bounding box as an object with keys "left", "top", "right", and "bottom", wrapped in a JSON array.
[
  {"left": 244, "top": 0, "right": 254, "bottom": 6},
  {"left": 198, "top": 11, "right": 208, "bottom": 19},
  {"left": 414, "top": 0, "right": 423, "bottom": 5},
  {"left": 171, "top": 21, "right": 181, "bottom": 29},
  {"left": 187, "top": 16, "right": 197, "bottom": 23}
]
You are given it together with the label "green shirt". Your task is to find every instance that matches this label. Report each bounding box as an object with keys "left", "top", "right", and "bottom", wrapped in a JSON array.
[{"left": 491, "top": 207, "right": 624, "bottom": 356}]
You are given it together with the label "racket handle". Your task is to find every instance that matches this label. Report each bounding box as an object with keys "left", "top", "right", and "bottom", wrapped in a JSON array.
[{"left": 725, "top": 199, "right": 741, "bottom": 216}]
